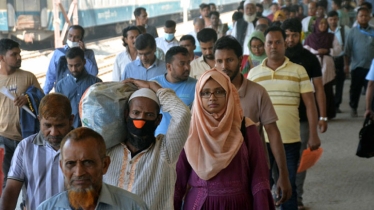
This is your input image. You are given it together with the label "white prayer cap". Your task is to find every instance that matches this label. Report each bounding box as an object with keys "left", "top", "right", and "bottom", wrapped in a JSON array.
[
  {"left": 129, "top": 88, "right": 160, "bottom": 106},
  {"left": 244, "top": 0, "right": 259, "bottom": 6}
]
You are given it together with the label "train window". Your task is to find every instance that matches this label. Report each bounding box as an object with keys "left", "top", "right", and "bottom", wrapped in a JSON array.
[{"left": 15, "top": 0, "right": 40, "bottom": 12}]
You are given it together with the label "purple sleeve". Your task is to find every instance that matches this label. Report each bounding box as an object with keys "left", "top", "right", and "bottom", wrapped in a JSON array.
[
  {"left": 174, "top": 149, "right": 192, "bottom": 210},
  {"left": 245, "top": 125, "right": 275, "bottom": 210}
]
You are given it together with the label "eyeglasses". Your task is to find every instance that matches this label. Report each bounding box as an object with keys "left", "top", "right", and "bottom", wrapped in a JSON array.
[
  {"left": 250, "top": 45, "right": 264, "bottom": 50},
  {"left": 200, "top": 90, "right": 226, "bottom": 98}
]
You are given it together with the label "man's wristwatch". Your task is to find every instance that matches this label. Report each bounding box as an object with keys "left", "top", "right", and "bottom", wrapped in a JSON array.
[{"left": 319, "top": 117, "right": 328, "bottom": 122}]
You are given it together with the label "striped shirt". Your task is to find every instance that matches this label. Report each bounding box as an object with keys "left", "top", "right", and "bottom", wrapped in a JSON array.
[
  {"left": 8, "top": 132, "right": 65, "bottom": 210},
  {"left": 103, "top": 88, "right": 191, "bottom": 210},
  {"left": 248, "top": 57, "right": 313, "bottom": 144}
]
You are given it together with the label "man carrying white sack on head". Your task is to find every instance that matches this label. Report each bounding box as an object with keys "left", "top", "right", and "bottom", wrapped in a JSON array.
[{"left": 103, "top": 78, "right": 191, "bottom": 210}]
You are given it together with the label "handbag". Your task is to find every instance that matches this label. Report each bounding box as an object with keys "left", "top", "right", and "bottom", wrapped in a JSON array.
[{"left": 356, "top": 116, "right": 374, "bottom": 158}]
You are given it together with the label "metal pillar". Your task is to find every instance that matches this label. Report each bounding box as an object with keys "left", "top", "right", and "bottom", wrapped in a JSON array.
[{"left": 53, "top": 0, "right": 78, "bottom": 48}]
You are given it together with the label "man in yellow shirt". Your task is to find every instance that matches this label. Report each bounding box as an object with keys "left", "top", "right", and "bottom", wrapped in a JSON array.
[{"left": 248, "top": 26, "right": 321, "bottom": 209}]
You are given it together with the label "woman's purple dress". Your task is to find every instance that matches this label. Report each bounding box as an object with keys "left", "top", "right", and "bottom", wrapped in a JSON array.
[{"left": 174, "top": 125, "right": 275, "bottom": 210}]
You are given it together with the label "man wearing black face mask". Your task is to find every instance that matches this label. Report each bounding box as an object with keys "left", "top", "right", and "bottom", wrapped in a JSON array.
[{"left": 103, "top": 78, "right": 191, "bottom": 210}]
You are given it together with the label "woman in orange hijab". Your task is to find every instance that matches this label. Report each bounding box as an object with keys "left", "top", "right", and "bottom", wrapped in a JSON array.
[{"left": 174, "top": 69, "right": 274, "bottom": 210}]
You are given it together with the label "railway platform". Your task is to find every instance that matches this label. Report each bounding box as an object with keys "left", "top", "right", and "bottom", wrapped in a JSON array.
[{"left": 3, "top": 10, "right": 374, "bottom": 210}]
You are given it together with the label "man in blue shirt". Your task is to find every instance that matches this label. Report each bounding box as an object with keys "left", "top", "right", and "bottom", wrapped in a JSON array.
[
  {"left": 55, "top": 48, "right": 102, "bottom": 128},
  {"left": 44, "top": 25, "right": 98, "bottom": 94},
  {"left": 151, "top": 46, "right": 196, "bottom": 135},
  {"left": 344, "top": 7, "right": 374, "bottom": 117},
  {"left": 122, "top": 33, "right": 166, "bottom": 80}
]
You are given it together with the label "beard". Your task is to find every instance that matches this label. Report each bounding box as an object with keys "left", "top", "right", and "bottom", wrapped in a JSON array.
[
  {"left": 203, "top": 54, "right": 214, "bottom": 60},
  {"left": 244, "top": 13, "right": 257, "bottom": 23},
  {"left": 46, "top": 135, "right": 64, "bottom": 149},
  {"left": 285, "top": 42, "right": 303, "bottom": 59},
  {"left": 68, "top": 186, "right": 98, "bottom": 210}
]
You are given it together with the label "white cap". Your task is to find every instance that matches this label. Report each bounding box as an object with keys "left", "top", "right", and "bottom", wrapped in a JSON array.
[
  {"left": 244, "top": 0, "right": 259, "bottom": 6},
  {"left": 129, "top": 88, "right": 160, "bottom": 106}
]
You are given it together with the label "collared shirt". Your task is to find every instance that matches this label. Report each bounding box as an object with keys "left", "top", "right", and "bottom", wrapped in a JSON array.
[
  {"left": 55, "top": 69, "right": 102, "bottom": 128},
  {"left": 344, "top": 25, "right": 374, "bottom": 70},
  {"left": 121, "top": 58, "right": 166, "bottom": 81},
  {"left": 8, "top": 132, "right": 65, "bottom": 210},
  {"left": 328, "top": 25, "right": 351, "bottom": 57},
  {"left": 0, "top": 69, "right": 41, "bottom": 141},
  {"left": 44, "top": 45, "right": 98, "bottom": 94},
  {"left": 248, "top": 58, "right": 313, "bottom": 143},
  {"left": 151, "top": 74, "right": 197, "bottom": 135},
  {"left": 189, "top": 56, "right": 211, "bottom": 79},
  {"left": 37, "top": 183, "right": 149, "bottom": 210},
  {"left": 155, "top": 37, "right": 179, "bottom": 54},
  {"left": 112, "top": 47, "right": 137, "bottom": 81},
  {"left": 103, "top": 88, "right": 191, "bottom": 210}
]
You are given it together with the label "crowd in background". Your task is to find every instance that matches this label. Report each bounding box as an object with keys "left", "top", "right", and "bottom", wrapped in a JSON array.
[{"left": 0, "top": 0, "right": 374, "bottom": 209}]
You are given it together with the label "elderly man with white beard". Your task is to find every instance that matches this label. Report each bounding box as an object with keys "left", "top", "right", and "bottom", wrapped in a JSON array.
[{"left": 232, "top": 0, "right": 260, "bottom": 54}]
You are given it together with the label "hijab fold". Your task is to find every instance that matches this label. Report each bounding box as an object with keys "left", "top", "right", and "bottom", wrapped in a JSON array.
[{"left": 184, "top": 69, "right": 244, "bottom": 180}]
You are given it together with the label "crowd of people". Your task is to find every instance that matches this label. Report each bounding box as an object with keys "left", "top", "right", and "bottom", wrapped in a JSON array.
[{"left": 0, "top": 0, "right": 374, "bottom": 209}]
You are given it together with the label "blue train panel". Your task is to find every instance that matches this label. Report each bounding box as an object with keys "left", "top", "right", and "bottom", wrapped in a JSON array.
[
  {"left": 78, "top": 1, "right": 182, "bottom": 28},
  {"left": 0, "top": 10, "right": 7, "bottom": 30}
]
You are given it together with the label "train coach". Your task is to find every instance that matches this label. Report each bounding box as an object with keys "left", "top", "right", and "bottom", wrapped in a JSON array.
[{"left": 0, "top": 0, "right": 238, "bottom": 47}]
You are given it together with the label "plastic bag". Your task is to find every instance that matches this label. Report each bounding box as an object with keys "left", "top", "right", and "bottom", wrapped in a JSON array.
[
  {"left": 297, "top": 147, "right": 323, "bottom": 173},
  {"left": 79, "top": 82, "right": 138, "bottom": 149}
]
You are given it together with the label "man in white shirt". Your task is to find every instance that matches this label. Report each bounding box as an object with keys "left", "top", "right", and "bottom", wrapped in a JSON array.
[
  {"left": 189, "top": 28, "right": 217, "bottom": 79},
  {"left": 112, "top": 26, "right": 140, "bottom": 81},
  {"left": 155, "top": 20, "right": 179, "bottom": 54}
]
